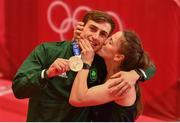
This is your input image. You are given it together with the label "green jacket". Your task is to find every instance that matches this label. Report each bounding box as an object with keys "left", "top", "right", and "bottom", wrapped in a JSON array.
[{"left": 12, "top": 41, "right": 156, "bottom": 121}]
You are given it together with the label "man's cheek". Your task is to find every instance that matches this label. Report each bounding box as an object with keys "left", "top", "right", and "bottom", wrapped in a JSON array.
[{"left": 80, "top": 30, "right": 86, "bottom": 37}]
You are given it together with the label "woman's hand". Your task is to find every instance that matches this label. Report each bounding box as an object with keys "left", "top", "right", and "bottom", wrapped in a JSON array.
[
  {"left": 73, "top": 21, "right": 84, "bottom": 40},
  {"left": 79, "top": 38, "right": 95, "bottom": 65},
  {"left": 107, "top": 70, "right": 139, "bottom": 96}
]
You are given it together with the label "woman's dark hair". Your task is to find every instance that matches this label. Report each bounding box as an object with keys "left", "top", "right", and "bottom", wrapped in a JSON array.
[
  {"left": 119, "top": 30, "right": 153, "bottom": 119},
  {"left": 119, "top": 30, "right": 151, "bottom": 71},
  {"left": 82, "top": 10, "right": 115, "bottom": 34}
]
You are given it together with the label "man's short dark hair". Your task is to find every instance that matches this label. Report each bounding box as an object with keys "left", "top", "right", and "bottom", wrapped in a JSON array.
[{"left": 82, "top": 10, "right": 115, "bottom": 34}]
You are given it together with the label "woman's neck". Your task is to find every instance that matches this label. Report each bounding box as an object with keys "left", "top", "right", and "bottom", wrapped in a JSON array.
[{"left": 105, "top": 60, "right": 120, "bottom": 79}]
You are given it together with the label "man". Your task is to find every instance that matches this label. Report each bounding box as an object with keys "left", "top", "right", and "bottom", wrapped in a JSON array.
[{"left": 12, "top": 10, "right": 155, "bottom": 121}]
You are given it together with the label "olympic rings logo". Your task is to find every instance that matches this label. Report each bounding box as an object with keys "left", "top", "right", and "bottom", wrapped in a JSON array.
[{"left": 47, "top": 0, "right": 124, "bottom": 40}]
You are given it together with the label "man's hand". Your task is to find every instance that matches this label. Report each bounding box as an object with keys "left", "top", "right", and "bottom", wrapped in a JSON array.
[
  {"left": 73, "top": 21, "right": 84, "bottom": 40},
  {"left": 46, "top": 58, "right": 70, "bottom": 78},
  {"left": 108, "top": 70, "right": 140, "bottom": 97}
]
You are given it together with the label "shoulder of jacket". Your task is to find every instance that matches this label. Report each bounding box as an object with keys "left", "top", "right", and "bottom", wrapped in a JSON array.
[{"left": 41, "top": 41, "right": 71, "bottom": 47}]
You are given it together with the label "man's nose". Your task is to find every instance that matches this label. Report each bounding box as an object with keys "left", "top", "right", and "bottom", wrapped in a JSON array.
[
  {"left": 92, "top": 32, "right": 99, "bottom": 40},
  {"left": 103, "top": 40, "right": 108, "bottom": 45}
]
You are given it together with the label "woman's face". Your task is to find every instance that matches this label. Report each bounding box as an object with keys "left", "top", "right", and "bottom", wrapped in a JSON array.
[{"left": 97, "top": 31, "right": 123, "bottom": 60}]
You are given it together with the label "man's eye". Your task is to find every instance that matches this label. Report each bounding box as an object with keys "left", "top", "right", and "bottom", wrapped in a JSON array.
[
  {"left": 100, "top": 33, "right": 108, "bottom": 38},
  {"left": 90, "top": 27, "right": 96, "bottom": 32}
]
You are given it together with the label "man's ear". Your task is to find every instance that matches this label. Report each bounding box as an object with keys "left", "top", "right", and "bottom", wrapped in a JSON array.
[{"left": 114, "top": 54, "right": 125, "bottom": 62}]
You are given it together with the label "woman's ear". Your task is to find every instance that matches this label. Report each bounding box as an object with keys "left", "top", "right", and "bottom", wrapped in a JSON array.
[{"left": 114, "top": 54, "right": 125, "bottom": 62}]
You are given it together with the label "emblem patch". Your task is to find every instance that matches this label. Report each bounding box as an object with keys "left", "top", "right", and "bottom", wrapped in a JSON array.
[{"left": 90, "top": 68, "right": 98, "bottom": 82}]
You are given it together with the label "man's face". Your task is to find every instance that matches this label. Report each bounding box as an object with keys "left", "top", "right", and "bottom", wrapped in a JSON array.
[{"left": 80, "top": 20, "right": 111, "bottom": 52}]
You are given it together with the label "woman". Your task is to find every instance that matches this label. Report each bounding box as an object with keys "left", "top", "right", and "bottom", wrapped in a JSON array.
[{"left": 69, "top": 30, "right": 151, "bottom": 121}]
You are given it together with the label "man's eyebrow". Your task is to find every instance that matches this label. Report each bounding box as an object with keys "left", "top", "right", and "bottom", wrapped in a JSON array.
[
  {"left": 90, "top": 23, "right": 109, "bottom": 35},
  {"left": 89, "top": 24, "right": 97, "bottom": 28}
]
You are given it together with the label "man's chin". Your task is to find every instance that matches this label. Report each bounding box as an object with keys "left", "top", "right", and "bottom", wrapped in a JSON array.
[
  {"left": 95, "top": 48, "right": 102, "bottom": 55},
  {"left": 93, "top": 47, "right": 100, "bottom": 53},
  {"left": 96, "top": 50, "right": 104, "bottom": 58}
]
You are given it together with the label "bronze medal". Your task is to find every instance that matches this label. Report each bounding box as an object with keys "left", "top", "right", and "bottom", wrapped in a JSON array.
[{"left": 69, "top": 56, "right": 83, "bottom": 72}]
